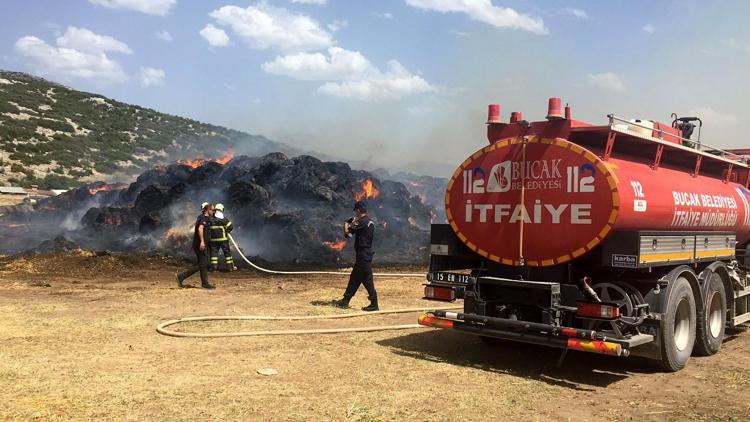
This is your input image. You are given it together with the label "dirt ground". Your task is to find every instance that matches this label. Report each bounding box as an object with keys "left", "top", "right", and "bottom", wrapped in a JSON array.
[{"left": 1, "top": 253, "right": 749, "bottom": 421}]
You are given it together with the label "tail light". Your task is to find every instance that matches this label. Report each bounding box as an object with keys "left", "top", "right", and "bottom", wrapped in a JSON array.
[
  {"left": 576, "top": 301, "right": 620, "bottom": 319},
  {"left": 424, "top": 285, "right": 456, "bottom": 301}
]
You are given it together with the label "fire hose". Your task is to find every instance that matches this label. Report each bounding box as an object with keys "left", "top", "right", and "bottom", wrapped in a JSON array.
[
  {"left": 156, "top": 305, "right": 463, "bottom": 338},
  {"left": 155, "top": 235, "right": 447, "bottom": 338},
  {"left": 228, "top": 234, "right": 425, "bottom": 278}
]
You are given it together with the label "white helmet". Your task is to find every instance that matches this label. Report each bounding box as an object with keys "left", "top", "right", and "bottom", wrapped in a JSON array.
[
  {"left": 201, "top": 202, "right": 210, "bottom": 210},
  {"left": 215, "top": 203, "right": 225, "bottom": 212}
]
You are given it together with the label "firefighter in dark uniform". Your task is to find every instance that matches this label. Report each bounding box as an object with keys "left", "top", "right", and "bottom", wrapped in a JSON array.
[
  {"left": 333, "top": 200, "right": 378, "bottom": 311},
  {"left": 209, "top": 203, "right": 237, "bottom": 271},
  {"left": 176, "top": 203, "right": 216, "bottom": 289}
]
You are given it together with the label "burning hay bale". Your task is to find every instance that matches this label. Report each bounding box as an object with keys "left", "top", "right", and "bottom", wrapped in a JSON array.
[
  {"left": 0, "top": 152, "right": 436, "bottom": 265},
  {"left": 371, "top": 170, "right": 448, "bottom": 223}
]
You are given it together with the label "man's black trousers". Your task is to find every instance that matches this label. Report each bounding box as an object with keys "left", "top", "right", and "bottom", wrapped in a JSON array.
[
  {"left": 179, "top": 246, "right": 209, "bottom": 285},
  {"left": 343, "top": 260, "right": 376, "bottom": 301}
]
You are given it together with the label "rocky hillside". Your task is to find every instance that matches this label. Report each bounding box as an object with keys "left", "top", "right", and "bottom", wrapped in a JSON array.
[{"left": 0, "top": 70, "right": 294, "bottom": 189}]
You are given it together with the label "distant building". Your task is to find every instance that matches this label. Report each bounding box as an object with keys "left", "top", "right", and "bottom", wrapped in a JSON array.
[
  {"left": 0, "top": 186, "right": 27, "bottom": 195},
  {"left": 0, "top": 186, "right": 64, "bottom": 199}
]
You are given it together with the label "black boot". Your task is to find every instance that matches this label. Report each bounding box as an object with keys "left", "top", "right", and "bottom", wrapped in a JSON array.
[
  {"left": 175, "top": 273, "right": 185, "bottom": 288},
  {"left": 332, "top": 297, "right": 351, "bottom": 308},
  {"left": 201, "top": 282, "right": 216, "bottom": 289},
  {"left": 361, "top": 299, "right": 379, "bottom": 312}
]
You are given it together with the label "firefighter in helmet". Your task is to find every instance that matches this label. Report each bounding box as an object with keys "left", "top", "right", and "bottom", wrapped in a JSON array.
[{"left": 209, "top": 203, "right": 237, "bottom": 271}]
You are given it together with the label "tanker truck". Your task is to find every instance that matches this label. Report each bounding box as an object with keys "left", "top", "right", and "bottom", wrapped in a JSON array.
[{"left": 419, "top": 98, "right": 750, "bottom": 371}]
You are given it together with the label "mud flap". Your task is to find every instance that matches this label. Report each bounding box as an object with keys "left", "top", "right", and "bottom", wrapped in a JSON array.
[{"left": 628, "top": 318, "right": 662, "bottom": 360}]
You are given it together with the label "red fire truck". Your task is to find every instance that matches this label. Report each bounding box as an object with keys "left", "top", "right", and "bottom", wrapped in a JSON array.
[{"left": 420, "top": 98, "right": 750, "bottom": 371}]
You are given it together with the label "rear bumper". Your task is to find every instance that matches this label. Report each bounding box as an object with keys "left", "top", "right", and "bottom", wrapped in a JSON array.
[{"left": 418, "top": 312, "right": 653, "bottom": 357}]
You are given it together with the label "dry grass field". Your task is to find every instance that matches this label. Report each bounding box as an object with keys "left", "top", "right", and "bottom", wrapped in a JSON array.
[
  {"left": 0, "top": 195, "right": 24, "bottom": 206},
  {"left": 1, "top": 253, "right": 749, "bottom": 421}
]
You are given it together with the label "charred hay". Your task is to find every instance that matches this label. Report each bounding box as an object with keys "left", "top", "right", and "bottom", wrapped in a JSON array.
[{"left": 0, "top": 153, "right": 437, "bottom": 265}]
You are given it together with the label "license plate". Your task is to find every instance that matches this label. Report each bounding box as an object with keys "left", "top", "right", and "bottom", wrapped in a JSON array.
[{"left": 429, "top": 272, "right": 470, "bottom": 284}]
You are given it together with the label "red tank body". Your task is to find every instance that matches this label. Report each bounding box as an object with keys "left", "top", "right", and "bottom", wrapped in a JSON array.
[{"left": 445, "top": 100, "right": 750, "bottom": 267}]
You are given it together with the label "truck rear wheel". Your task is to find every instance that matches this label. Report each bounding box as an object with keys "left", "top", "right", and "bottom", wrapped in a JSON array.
[
  {"left": 658, "top": 276, "right": 696, "bottom": 372},
  {"left": 693, "top": 273, "right": 726, "bottom": 356}
]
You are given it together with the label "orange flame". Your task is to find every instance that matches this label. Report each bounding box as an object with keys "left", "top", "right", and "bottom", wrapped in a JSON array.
[
  {"left": 353, "top": 179, "right": 380, "bottom": 201},
  {"left": 216, "top": 149, "right": 235, "bottom": 165},
  {"left": 177, "top": 149, "right": 235, "bottom": 169},
  {"left": 323, "top": 239, "right": 347, "bottom": 251},
  {"left": 104, "top": 215, "right": 124, "bottom": 226},
  {"left": 176, "top": 158, "right": 206, "bottom": 169},
  {"left": 88, "top": 183, "right": 128, "bottom": 195}
]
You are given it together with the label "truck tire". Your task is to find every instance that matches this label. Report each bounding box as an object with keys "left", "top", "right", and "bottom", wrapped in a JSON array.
[
  {"left": 658, "top": 276, "right": 696, "bottom": 372},
  {"left": 693, "top": 272, "right": 726, "bottom": 356}
]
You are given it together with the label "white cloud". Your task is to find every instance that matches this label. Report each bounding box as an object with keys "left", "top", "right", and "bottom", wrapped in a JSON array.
[
  {"left": 291, "top": 0, "right": 326, "bottom": 4},
  {"left": 15, "top": 35, "right": 128, "bottom": 85},
  {"left": 156, "top": 30, "right": 173, "bottom": 42},
  {"left": 405, "top": 0, "right": 547, "bottom": 35},
  {"left": 88, "top": 0, "right": 176, "bottom": 16},
  {"left": 327, "top": 19, "right": 348, "bottom": 32},
  {"left": 372, "top": 11, "right": 394, "bottom": 19},
  {"left": 563, "top": 8, "right": 587, "bottom": 19},
  {"left": 200, "top": 24, "right": 230, "bottom": 47},
  {"left": 56, "top": 26, "right": 132, "bottom": 54},
  {"left": 587, "top": 72, "right": 626, "bottom": 93},
  {"left": 642, "top": 24, "right": 655, "bottom": 34},
  {"left": 318, "top": 69, "right": 434, "bottom": 101},
  {"left": 687, "top": 107, "right": 738, "bottom": 127},
  {"left": 450, "top": 29, "right": 469, "bottom": 36},
  {"left": 208, "top": 3, "right": 333, "bottom": 51},
  {"left": 139, "top": 67, "right": 165, "bottom": 87},
  {"left": 262, "top": 47, "right": 435, "bottom": 101},
  {"left": 262, "top": 47, "right": 372, "bottom": 80}
]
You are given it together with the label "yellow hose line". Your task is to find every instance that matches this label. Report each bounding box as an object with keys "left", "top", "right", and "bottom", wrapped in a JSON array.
[
  {"left": 156, "top": 305, "right": 462, "bottom": 338},
  {"left": 228, "top": 234, "right": 425, "bottom": 278}
]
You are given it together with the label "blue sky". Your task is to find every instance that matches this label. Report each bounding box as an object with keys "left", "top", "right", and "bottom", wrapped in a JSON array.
[{"left": 2, "top": 0, "right": 750, "bottom": 174}]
